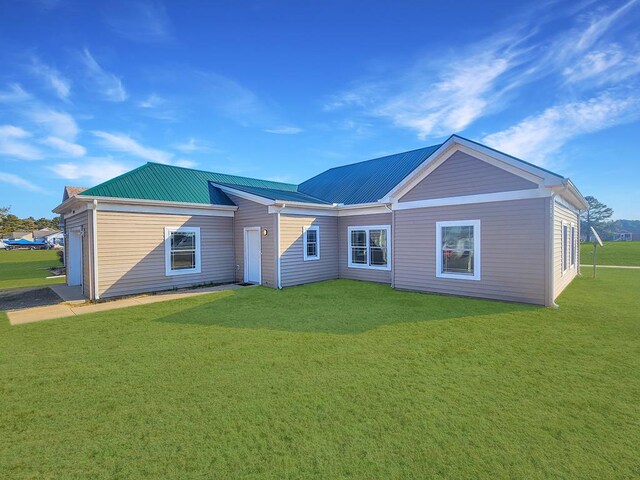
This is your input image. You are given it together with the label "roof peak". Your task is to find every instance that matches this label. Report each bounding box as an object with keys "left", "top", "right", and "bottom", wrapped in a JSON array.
[{"left": 322, "top": 143, "right": 442, "bottom": 173}]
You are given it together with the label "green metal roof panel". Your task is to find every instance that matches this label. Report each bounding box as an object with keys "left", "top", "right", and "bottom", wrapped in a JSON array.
[
  {"left": 80, "top": 162, "right": 298, "bottom": 205},
  {"left": 213, "top": 182, "right": 332, "bottom": 204},
  {"left": 297, "top": 144, "right": 442, "bottom": 205}
]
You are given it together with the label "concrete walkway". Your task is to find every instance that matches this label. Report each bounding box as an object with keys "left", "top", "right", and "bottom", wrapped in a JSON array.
[
  {"left": 7, "top": 283, "right": 247, "bottom": 326},
  {"left": 579, "top": 264, "right": 640, "bottom": 269}
]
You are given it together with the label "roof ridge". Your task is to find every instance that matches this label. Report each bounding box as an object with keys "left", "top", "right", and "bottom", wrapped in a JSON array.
[
  {"left": 145, "top": 161, "right": 298, "bottom": 189},
  {"left": 318, "top": 144, "right": 442, "bottom": 174},
  {"left": 80, "top": 163, "right": 151, "bottom": 196}
]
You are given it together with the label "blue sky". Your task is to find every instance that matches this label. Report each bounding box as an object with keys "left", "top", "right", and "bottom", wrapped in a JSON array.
[{"left": 1, "top": 0, "right": 639, "bottom": 219}]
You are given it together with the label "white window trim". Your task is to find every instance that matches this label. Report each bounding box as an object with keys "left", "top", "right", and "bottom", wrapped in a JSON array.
[
  {"left": 561, "top": 221, "right": 568, "bottom": 275},
  {"left": 347, "top": 225, "right": 391, "bottom": 271},
  {"left": 164, "top": 226, "right": 201, "bottom": 276},
  {"left": 570, "top": 223, "right": 576, "bottom": 268},
  {"left": 303, "top": 226, "right": 320, "bottom": 261},
  {"left": 435, "top": 220, "right": 481, "bottom": 281}
]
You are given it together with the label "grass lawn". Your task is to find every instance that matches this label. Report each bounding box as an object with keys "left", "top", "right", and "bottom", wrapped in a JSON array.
[
  {"left": 1, "top": 272, "right": 639, "bottom": 479},
  {"left": 580, "top": 240, "right": 640, "bottom": 266},
  {"left": 0, "top": 250, "right": 64, "bottom": 290}
]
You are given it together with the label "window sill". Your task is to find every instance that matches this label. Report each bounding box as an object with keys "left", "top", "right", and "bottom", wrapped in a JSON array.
[
  {"left": 348, "top": 264, "right": 391, "bottom": 271},
  {"left": 165, "top": 268, "right": 201, "bottom": 277},
  {"left": 436, "top": 272, "right": 481, "bottom": 281},
  {"left": 303, "top": 257, "right": 320, "bottom": 262}
]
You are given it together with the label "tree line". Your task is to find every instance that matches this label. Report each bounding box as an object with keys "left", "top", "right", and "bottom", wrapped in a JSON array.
[{"left": 0, "top": 206, "right": 60, "bottom": 237}]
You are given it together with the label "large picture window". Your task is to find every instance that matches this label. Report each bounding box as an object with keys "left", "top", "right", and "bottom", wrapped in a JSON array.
[
  {"left": 164, "top": 226, "right": 201, "bottom": 276},
  {"left": 436, "top": 220, "right": 480, "bottom": 280},
  {"left": 303, "top": 226, "right": 320, "bottom": 261},
  {"left": 347, "top": 225, "right": 391, "bottom": 270},
  {"left": 562, "top": 223, "right": 569, "bottom": 273}
]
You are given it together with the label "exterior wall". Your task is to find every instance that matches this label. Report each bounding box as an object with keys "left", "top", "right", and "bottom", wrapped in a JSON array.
[
  {"left": 338, "top": 212, "right": 392, "bottom": 284},
  {"left": 399, "top": 151, "right": 538, "bottom": 202},
  {"left": 96, "top": 211, "right": 234, "bottom": 298},
  {"left": 279, "top": 214, "right": 338, "bottom": 287},
  {"left": 394, "top": 198, "right": 548, "bottom": 305},
  {"left": 64, "top": 210, "right": 93, "bottom": 298},
  {"left": 227, "top": 194, "right": 277, "bottom": 288},
  {"left": 553, "top": 201, "right": 579, "bottom": 299}
]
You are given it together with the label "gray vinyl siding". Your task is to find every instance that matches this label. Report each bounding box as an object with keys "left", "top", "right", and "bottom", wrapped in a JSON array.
[
  {"left": 96, "top": 211, "right": 234, "bottom": 298},
  {"left": 553, "top": 202, "right": 579, "bottom": 299},
  {"left": 338, "top": 213, "right": 392, "bottom": 284},
  {"left": 394, "top": 198, "right": 548, "bottom": 305},
  {"left": 399, "top": 151, "right": 538, "bottom": 202},
  {"left": 279, "top": 214, "right": 338, "bottom": 287},
  {"left": 227, "top": 194, "right": 277, "bottom": 288},
  {"left": 65, "top": 210, "right": 92, "bottom": 298}
]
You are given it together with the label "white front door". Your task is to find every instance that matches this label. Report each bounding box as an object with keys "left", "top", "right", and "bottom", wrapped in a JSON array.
[
  {"left": 67, "top": 230, "right": 83, "bottom": 286},
  {"left": 244, "top": 227, "right": 261, "bottom": 284}
]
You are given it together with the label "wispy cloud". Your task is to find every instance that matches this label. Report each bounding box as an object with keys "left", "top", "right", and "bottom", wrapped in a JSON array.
[
  {"left": 482, "top": 92, "right": 640, "bottom": 165},
  {"left": 92, "top": 130, "right": 172, "bottom": 163},
  {"left": 81, "top": 48, "right": 127, "bottom": 102},
  {"left": 49, "top": 158, "right": 131, "bottom": 184},
  {"left": 0, "top": 125, "right": 43, "bottom": 160},
  {"left": 137, "top": 93, "right": 165, "bottom": 109},
  {"left": 41, "top": 136, "right": 86, "bottom": 157},
  {"left": 0, "top": 83, "right": 31, "bottom": 103},
  {"left": 325, "top": 0, "right": 640, "bottom": 141},
  {"left": 174, "top": 159, "right": 197, "bottom": 168},
  {"left": 264, "top": 126, "right": 303, "bottom": 135},
  {"left": 175, "top": 137, "right": 211, "bottom": 153},
  {"left": 0, "top": 172, "right": 44, "bottom": 192},
  {"left": 29, "top": 109, "right": 79, "bottom": 140},
  {"left": 29, "top": 57, "right": 71, "bottom": 100},
  {"left": 102, "top": 1, "right": 172, "bottom": 43}
]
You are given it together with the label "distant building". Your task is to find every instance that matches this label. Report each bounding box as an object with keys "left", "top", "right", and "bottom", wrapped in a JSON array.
[{"left": 614, "top": 231, "right": 633, "bottom": 241}]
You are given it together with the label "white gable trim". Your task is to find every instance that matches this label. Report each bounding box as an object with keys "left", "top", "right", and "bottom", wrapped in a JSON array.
[
  {"left": 392, "top": 188, "right": 552, "bottom": 211},
  {"left": 382, "top": 136, "right": 563, "bottom": 202}
]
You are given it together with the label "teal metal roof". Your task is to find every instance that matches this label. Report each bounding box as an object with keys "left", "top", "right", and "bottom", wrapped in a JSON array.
[
  {"left": 213, "top": 182, "right": 332, "bottom": 204},
  {"left": 80, "top": 162, "right": 298, "bottom": 205},
  {"left": 297, "top": 144, "right": 442, "bottom": 204}
]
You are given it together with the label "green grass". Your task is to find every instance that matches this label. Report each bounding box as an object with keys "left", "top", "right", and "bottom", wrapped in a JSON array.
[
  {"left": 1, "top": 273, "right": 639, "bottom": 479},
  {"left": 580, "top": 240, "right": 640, "bottom": 266},
  {"left": 0, "top": 250, "right": 64, "bottom": 290}
]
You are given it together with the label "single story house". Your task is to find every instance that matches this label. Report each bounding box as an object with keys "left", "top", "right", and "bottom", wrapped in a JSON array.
[
  {"left": 33, "top": 228, "right": 64, "bottom": 245},
  {"left": 53, "top": 135, "right": 587, "bottom": 306}
]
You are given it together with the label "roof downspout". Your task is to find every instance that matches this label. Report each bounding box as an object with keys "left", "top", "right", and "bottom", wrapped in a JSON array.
[
  {"left": 92, "top": 199, "right": 100, "bottom": 301},
  {"left": 384, "top": 202, "right": 394, "bottom": 288},
  {"left": 547, "top": 194, "right": 557, "bottom": 308},
  {"left": 275, "top": 203, "right": 285, "bottom": 289}
]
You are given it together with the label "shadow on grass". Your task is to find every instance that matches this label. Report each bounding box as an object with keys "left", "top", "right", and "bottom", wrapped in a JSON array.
[{"left": 156, "top": 279, "right": 538, "bottom": 334}]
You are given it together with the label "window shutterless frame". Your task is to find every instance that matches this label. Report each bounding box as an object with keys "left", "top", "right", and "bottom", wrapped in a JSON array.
[
  {"left": 164, "top": 226, "right": 201, "bottom": 276},
  {"left": 303, "top": 226, "right": 320, "bottom": 261},
  {"left": 435, "top": 220, "right": 481, "bottom": 281},
  {"left": 347, "top": 225, "right": 391, "bottom": 271},
  {"left": 570, "top": 223, "right": 576, "bottom": 268}
]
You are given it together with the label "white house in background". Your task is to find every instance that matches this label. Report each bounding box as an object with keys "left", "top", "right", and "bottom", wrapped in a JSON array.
[{"left": 53, "top": 135, "right": 588, "bottom": 306}]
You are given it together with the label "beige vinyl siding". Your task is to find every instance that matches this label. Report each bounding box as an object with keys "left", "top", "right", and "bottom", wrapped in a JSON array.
[
  {"left": 65, "top": 210, "right": 92, "bottom": 298},
  {"left": 96, "top": 211, "right": 234, "bottom": 298},
  {"left": 338, "top": 213, "right": 392, "bottom": 284},
  {"left": 399, "top": 151, "right": 538, "bottom": 202},
  {"left": 394, "top": 198, "right": 548, "bottom": 305},
  {"left": 227, "top": 194, "right": 277, "bottom": 288},
  {"left": 279, "top": 214, "right": 338, "bottom": 287},
  {"left": 553, "top": 201, "right": 579, "bottom": 299}
]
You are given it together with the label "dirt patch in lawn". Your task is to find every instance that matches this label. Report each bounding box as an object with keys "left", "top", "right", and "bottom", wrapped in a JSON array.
[{"left": 0, "top": 287, "right": 62, "bottom": 311}]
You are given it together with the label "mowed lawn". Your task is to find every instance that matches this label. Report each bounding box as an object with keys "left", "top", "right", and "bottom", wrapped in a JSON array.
[
  {"left": 1, "top": 272, "right": 639, "bottom": 479},
  {"left": 580, "top": 240, "right": 640, "bottom": 266},
  {"left": 0, "top": 250, "right": 64, "bottom": 290}
]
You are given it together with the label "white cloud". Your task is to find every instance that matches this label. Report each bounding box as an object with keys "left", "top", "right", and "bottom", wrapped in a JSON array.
[
  {"left": 0, "top": 172, "right": 44, "bottom": 192},
  {"left": 482, "top": 92, "right": 640, "bottom": 164},
  {"left": 174, "top": 158, "right": 196, "bottom": 168},
  {"left": 29, "top": 109, "right": 79, "bottom": 140},
  {"left": 92, "top": 130, "right": 172, "bottom": 163},
  {"left": 49, "top": 158, "right": 130, "bottom": 184},
  {"left": 81, "top": 48, "right": 127, "bottom": 102},
  {"left": 0, "top": 83, "right": 31, "bottom": 103},
  {"left": 563, "top": 45, "right": 640, "bottom": 85},
  {"left": 30, "top": 57, "right": 71, "bottom": 100},
  {"left": 572, "top": 0, "right": 639, "bottom": 53},
  {"left": 137, "top": 93, "right": 165, "bottom": 108},
  {"left": 175, "top": 137, "right": 205, "bottom": 153},
  {"left": 41, "top": 136, "right": 86, "bottom": 157},
  {"left": 264, "top": 126, "right": 303, "bottom": 135},
  {"left": 0, "top": 125, "right": 43, "bottom": 160},
  {"left": 102, "top": 1, "right": 172, "bottom": 43}
]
